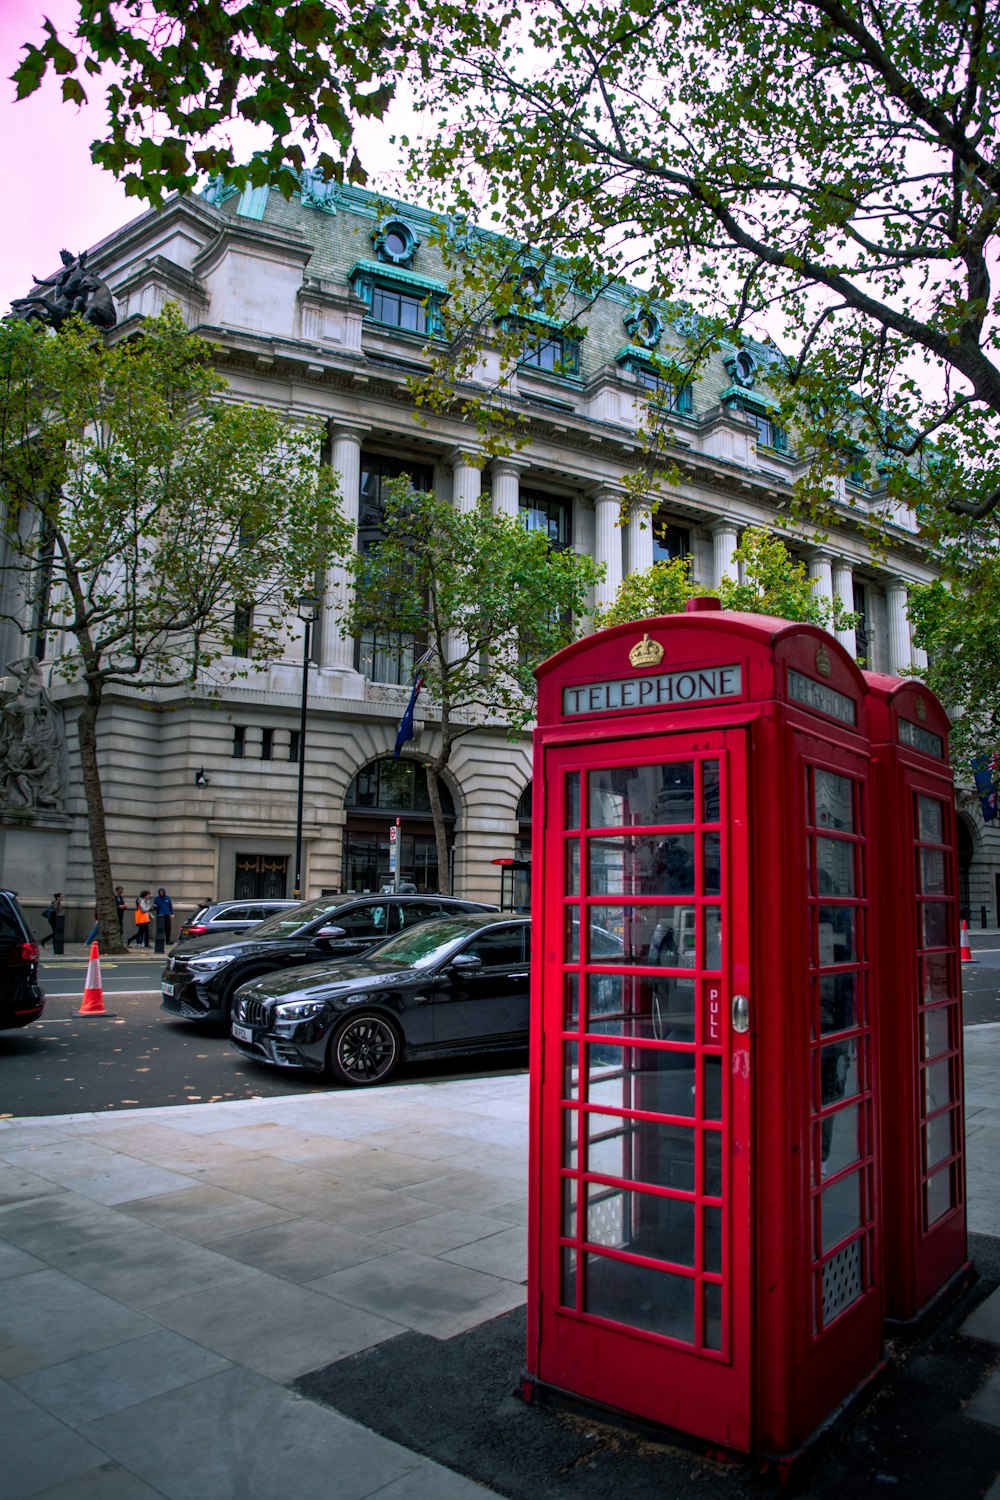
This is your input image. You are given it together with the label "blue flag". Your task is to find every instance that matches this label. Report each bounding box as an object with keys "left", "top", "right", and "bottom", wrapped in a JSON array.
[
  {"left": 971, "top": 755, "right": 998, "bottom": 822},
  {"left": 393, "top": 676, "right": 424, "bottom": 759}
]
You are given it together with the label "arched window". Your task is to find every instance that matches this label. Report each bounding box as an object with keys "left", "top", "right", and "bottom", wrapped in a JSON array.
[{"left": 344, "top": 757, "right": 455, "bottom": 893}]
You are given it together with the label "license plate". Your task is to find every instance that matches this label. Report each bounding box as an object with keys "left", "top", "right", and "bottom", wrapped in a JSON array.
[
  {"left": 162, "top": 982, "right": 174, "bottom": 997},
  {"left": 232, "top": 1023, "right": 253, "bottom": 1043}
]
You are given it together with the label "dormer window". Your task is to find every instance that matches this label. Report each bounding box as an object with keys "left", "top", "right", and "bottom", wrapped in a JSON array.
[
  {"left": 624, "top": 308, "right": 664, "bottom": 350},
  {"left": 372, "top": 219, "right": 420, "bottom": 267},
  {"left": 616, "top": 347, "right": 693, "bottom": 414},
  {"left": 349, "top": 260, "right": 448, "bottom": 338}
]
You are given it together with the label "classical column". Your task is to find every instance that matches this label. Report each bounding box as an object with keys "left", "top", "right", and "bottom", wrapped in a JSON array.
[
  {"left": 832, "top": 561, "right": 857, "bottom": 657},
  {"left": 808, "top": 549, "right": 834, "bottom": 608},
  {"left": 449, "top": 447, "right": 483, "bottom": 514},
  {"left": 628, "top": 500, "right": 655, "bottom": 577},
  {"left": 319, "top": 424, "right": 365, "bottom": 671},
  {"left": 490, "top": 458, "right": 526, "bottom": 517},
  {"left": 886, "top": 580, "right": 912, "bottom": 676},
  {"left": 710, "top": 520, "right": 739, "bottom": 589},
  {"left": 592, "top": 486, "right": 625, "bottom": 610}
]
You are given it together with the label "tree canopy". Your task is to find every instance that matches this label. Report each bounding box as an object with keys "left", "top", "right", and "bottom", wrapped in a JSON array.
[
  {"left": 343, "top": 482, "right": 600, "bottom": 889},
  {"left": 14, "top": 0, "right": 1000, "bottom": 524},
  {"left": 0, "top": 306, "right": 347, "bottom": 946}
]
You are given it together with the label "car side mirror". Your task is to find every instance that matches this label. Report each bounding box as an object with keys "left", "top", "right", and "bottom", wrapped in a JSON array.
[
  {"left": 450, "top": 952, "right": 482, "bottom": 970},
  {"left": 316, "top": 925, "right": 347, "bottom": 940}
]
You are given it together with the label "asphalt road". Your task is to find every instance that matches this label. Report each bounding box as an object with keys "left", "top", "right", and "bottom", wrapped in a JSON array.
[{"left": 0, "top": 953, "right": 527, "bottom": 1118}]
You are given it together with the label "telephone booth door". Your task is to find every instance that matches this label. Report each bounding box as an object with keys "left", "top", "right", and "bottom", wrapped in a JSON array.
[{"left": 530, "top": 730, "right": 752, "bottom": 1450}]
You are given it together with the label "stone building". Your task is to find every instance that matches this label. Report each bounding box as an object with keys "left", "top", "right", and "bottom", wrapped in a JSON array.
[{"left": 3, "top": 180, "right": 997, "bottom": 932}]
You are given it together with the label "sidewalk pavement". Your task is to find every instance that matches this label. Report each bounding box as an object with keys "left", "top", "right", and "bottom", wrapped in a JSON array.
[{"left": 2, "top": 1027, "right": 1000, "bottom": 1500}]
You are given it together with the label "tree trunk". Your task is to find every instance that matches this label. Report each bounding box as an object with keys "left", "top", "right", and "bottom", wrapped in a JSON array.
[
  {"left": 426, "top": 760, "right": 451, "bottom": 897},
  {"left": 76, "top": 684, "right": 127, "bottom": 954}
]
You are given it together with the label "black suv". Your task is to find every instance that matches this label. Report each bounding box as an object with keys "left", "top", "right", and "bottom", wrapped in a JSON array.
[
  {"left": 0, "top": 890, "right": 44, "bottom": 1030},
  {"left": 160, "top": 893, "right": 497, "bottom": 1029}
]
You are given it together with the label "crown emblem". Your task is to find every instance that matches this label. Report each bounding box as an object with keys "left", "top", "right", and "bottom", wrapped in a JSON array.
[
  {"left": 915, "top": 695, "right": 927, "bottom": 722},
  {"left": 629, "top": 633, "right": 664, "bottom": 668},
  {"left": 815, "top": 645, "right": 832, "bottom": 678}
]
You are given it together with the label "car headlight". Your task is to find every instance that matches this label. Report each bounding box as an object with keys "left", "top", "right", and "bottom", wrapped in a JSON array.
[
  {"left": 186, "top": 955, "right": 235, "bottom": 974},
  {"left": 273, "top": 999, "right": 327, "bottom": 1020}
]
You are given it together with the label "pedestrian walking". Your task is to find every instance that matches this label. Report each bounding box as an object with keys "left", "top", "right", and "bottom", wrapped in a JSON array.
[
  {"left": 129, "top": 890, "right": 153, "bottom": 948},
  {"left": 153, "top": 887, "right": 174, "bottom": 945},
  {"left": 40, "top": 892, "right": 63, "bottom": 948},
  {"left": 114, "top": 885, "right": 126, "bottom": 934},
  {"left": 86, "top": 904, "right": 100, "bottom": 944}
]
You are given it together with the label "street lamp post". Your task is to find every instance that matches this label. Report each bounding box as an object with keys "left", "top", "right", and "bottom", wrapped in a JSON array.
[{"left": 293, "top": 594, "right": 319, "bottom": 901}]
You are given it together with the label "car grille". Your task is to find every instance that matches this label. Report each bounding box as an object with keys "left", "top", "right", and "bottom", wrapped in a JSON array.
[{"left": 240, "top": 997, "right": 270, "bottom": 1029}]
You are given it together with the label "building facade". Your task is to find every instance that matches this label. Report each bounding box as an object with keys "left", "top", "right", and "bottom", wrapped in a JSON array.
[{"left": 3, "top": 181, "right": 997, "bottom": 932}]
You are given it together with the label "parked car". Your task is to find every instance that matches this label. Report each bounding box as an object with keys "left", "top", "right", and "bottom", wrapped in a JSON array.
[
  {"left": 161, "top": 893, "right": 497, "bottom": 1029},
  {"left": 230, "top": 912, "right": 530, "bottom": 1085},
  {"left": 0, "top": 889, "right": 44, "bottom": 1030},
  {"left": 175, "top": 899, "right": 302, "bottom": 944}
]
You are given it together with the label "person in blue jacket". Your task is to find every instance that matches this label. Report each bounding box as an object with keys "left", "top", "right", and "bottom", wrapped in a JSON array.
[{"left": 153, "top": 887, "right": 174, "bottom": 945}]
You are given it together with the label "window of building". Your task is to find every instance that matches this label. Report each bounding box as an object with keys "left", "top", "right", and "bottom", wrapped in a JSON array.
[
  {"left": 233, "top": 725, "right": 246, "bottom": 759},
  {"left": 356, "top": 455, "right": 434, "bottom": 683},
  {"left": 347, "top": 757, "right": 455, "bottom": 815},
  {"left": 371, "top": 285, "right": 428, "bottom": 334},
  {"left": 520, "top": 491, "right": 572, "bottom": 551},
  {"left": 232, "top": 603, "right": 253, "bottom": 657},
  {"left": 288, "top": 729, "right": 301, "bottom": 763},
  {"left": 260, "top": 727, "right": 274, "bottom": 761},
  {"left": 344, "top": 757, "right": 456, "bottom": 893},
  {"left": 518, "top": 326, "right": 581, "bottom": 377},
  {"left": 234, "top": 852, "right": 288, "bottom": 899},
  {"left": 371, "top": 219, "right": 420, "bottom": 267},
  {"left": 652, "top": 522, "right": 691, "bottom": 565},
  {"left": 744, "top": 408, "right": 788, "bottom": 452}
]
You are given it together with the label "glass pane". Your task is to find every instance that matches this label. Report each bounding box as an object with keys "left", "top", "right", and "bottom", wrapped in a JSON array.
[
  {"left": 814, "top": 770, "right": 854, "bottom": 832},
  {"left": 564, "top": 972, "right": 579, "bottom": 1028},
  {"left": 702, "top": 760, "right": 721, "bottom": 822},
  {"left": 821, "top": 1100, "right": 862, "bottom": 1178},
  {"left": 588, "top": 763, "right": 695, "bottom": 827},
  {"left": 564, "top": 1108, "right": 579, "bottom": 1168},
  {"left": 704, "top": 907, "right": 722, "bottom": 969},
  {"left": 587, "top": 835, "right": 695, "bottom": 896},
  {"left": 584, "top": 1043, "right": 696, "bottom": 1119},
  {"left": 926, "top": 1110, "right": 953, "bottom": 1169},
  {"left": 926, "top": 1166, "right": 954, "bottom": 1226},
  {"left": 818, "top": 907, "right": 857, "bottom": 964},
  {"left": 565, "top": 910, "right": 580, "bottom": 961},
  {"left": 703, "top": 1130, "right": 723, "bottom": 1196},
  {"left": 562, "top": 1248, "right": 577, "bottom": 1308},
  {"left": 819, "top": 973, "right": 858, "bottom": 1035},
  {"left": 564, "top": 1041, "right": 581, "bottom": 1098},
  {"left": 585, "top": 904, "right": 697, "bottom": 964},
  {"left": 920, "top": 848, "right": 946, "bottom": 896},
  {"left": 817, "top": 837, "right": 855, "bottom": 896},
  {"left": 704, "top": 1282, "right": 722, "bottom": 1351},
  {"left": 563, "top": 1176, "right": 578, "bottom": 1238},
  {"left": 587, "top": 973, "right": 695, "bottom": 1042},
  {"left": 566, "top": 772, "right": 580, "bottom": 830},
  {"left": 585, "top": 1182, "right": 627, "bottom": 1248},
  {"left": 821, "top": 1041, "right": 859, "bottom": 1106},
  {"left": 587, "top": 1115, "right": 695, "bottom": 1192},
  {"left": 923, "top": 1006, "right": 950, "bottom": 1060},
  {"left": 923, "top": 953, "right": 952, "bottom": 1003},
  {"left": 704, "top": 1056, "right": 722, "bottom": 1120},
  {"left": 704, "top": 1205, "right": 722, "bottom": 1274},
  {"left": 703, "top": 834, "right": 721, "bottom": 896},
  {"left": 922, "top": 902, "right": 949, "bottom": 949},
  {"left": 918, "top": 796, "right": 943, "bottom": 843},
  {"left": 925, "top": 1056, "right": 952, "bottom": 1113},
  {"left": 822, "top": 1170, "right": 862, "bottom": 1252},
  {"left": 584, "top": 1253, "right": 695, "bottom": 1342},
  {"left": 591, "top": 1189, "right": 694, "bottom": 1267},
  {"left": 566, "top": 841, "right": 580, "bottom": 895}
]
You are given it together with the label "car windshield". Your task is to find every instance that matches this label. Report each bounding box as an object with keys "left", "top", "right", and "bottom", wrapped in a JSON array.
[
  {"left": 365, "top": 920, "right": 486, "bottom": 970},
  {"left": 245, "top": 897, "right": 349, "bottom": 938}
]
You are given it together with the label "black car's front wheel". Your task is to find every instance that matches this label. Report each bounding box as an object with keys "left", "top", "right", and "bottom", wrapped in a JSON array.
[{"left": 327, "top": 1012, "right": 401, "bottom": 1087}]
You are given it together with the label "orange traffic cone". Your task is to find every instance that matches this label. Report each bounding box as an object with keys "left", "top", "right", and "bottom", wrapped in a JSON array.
[
  {"left": 78, "top": 941, "right": 111, "bottom": 1015},
  {"left": 960, "top": 921, "right": 975, "bottom": 964}
]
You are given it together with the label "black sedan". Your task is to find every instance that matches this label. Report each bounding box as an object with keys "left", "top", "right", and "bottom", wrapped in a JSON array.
[
  {"left": 161, "top": 893, "right": 495, "bottom": 1030},
  {"left": 229, "top": 913, "right": 530, "bottom": 1086}
]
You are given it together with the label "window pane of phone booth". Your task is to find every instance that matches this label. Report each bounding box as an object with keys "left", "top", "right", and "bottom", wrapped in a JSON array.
[
  {"left": 926, "top": 1110, "right": 954, "bottom": 1170},
  {"left": 806, "top": 762, "right": 873, "bottom": 1331},
  {"left": 558, "top": 752, "right": 732, "bottom": 1357},
  {"left": 584, "top": 1254, "right": 696, "bottom": 1342},
  {"left": 920, "top": 848, "right": 946, "bottom": 895},
  {"left": 588, "top": 762, "right": 696, "bottom": 828},
  {"left": 926, "top": 1166, "right": 954, "bottom": 1226},
  {"left": 923, "top": 953, "right": 951, "bottom": 1003},
  {"left": 925, "top": 1056, "right": 952, "bottom": 1113},
  {"left": 564, "top": 972, "right": 579, "bottom": 1027},
  {"left": 923, "top": 1005, "right": 950, "bottom": 1059},
  {"left": 922, "top": 902, "right": 949, "bottom": 949},
  {"left": 566, "top": 771, "right": 580, "bottom": 830},
  {"left": 917, "top": 795, "right": 943, "bottom": 842},
  {"left": 565, "top": 841, "right": 580, "bottom": 895}
]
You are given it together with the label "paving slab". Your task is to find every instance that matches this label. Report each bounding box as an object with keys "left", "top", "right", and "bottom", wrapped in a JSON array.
[
  {"left": 307, "top": 1247, "right": 527, "bottom": 1339},
  {"left": 0, "top": 1268, "right": 158, "bottom": 1379}
]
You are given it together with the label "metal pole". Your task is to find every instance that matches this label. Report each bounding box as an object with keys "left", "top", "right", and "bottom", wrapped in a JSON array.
[{"left": 293, "top": 616, "right": 311, "bottom": 900}]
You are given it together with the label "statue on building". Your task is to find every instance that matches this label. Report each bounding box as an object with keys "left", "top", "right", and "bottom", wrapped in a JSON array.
[
  {"left": 299, "top": 166, "right": 340, "bottom": 214},
  {"left": 0, "top": 657, "right": 66, "bottom": 813},
  {"left": 7, "top": 249, "right": 117, "bottom": 332}
]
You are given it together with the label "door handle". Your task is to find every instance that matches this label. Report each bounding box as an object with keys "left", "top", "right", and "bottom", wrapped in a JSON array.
[{"left": 732, "top": 994, "right": 750, "bottom": 1033}]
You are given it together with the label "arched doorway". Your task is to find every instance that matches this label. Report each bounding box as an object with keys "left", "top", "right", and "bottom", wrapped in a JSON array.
[
  {"left": 957, "top": 815, "right": 974, "bottom": 921},
  {"left": 344, "top": 757, "right": 455, "bottom": 893}
]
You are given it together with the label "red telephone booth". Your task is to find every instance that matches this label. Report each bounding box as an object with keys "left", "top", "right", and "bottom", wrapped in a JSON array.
[
  {"left": 865, "top": 673, "right": 969, "bottom": 1323},
  {"left": 526, "top": 604, "right": 885, "bottom": 1457}
]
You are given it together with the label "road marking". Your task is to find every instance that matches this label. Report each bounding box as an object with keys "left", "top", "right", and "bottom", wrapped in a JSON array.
[{"left": 43, "top": 991, "right": 161, "bottom": 999}]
